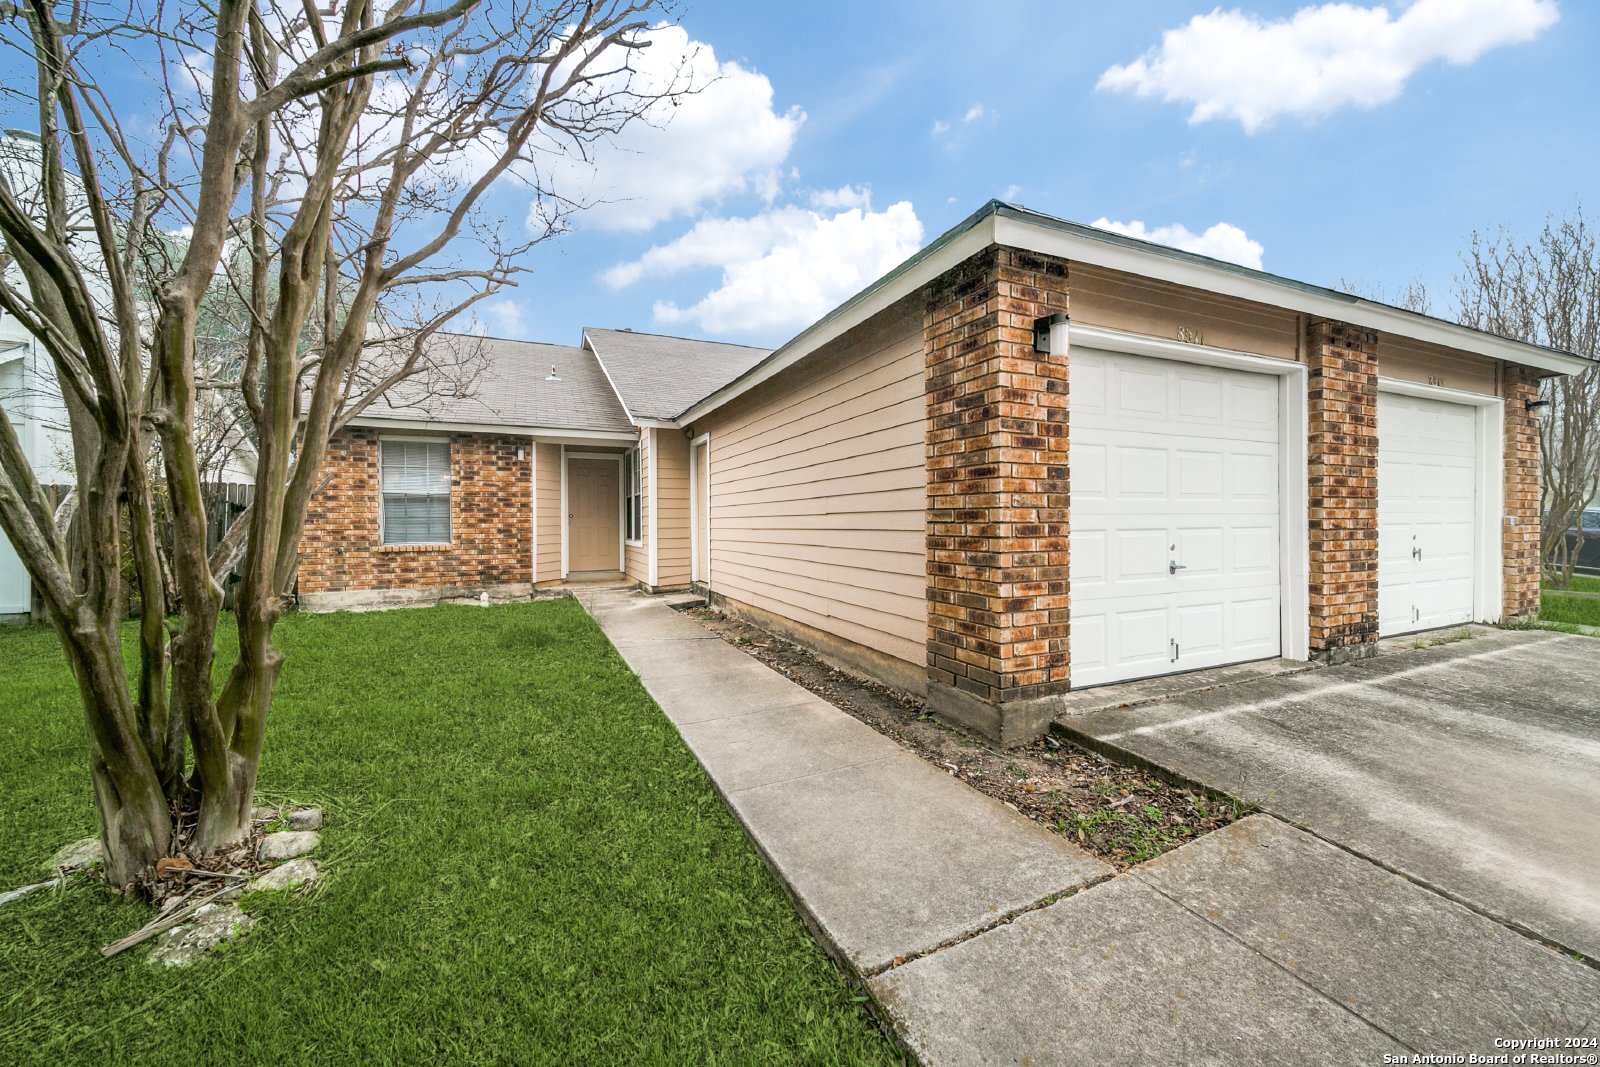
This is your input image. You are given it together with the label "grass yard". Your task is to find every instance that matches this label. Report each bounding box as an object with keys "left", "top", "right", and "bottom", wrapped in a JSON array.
[
  {"left": 1540, "top": 588, "right": 1600, "bottom": 628},
  {"left": 1542, "top": 574, "right": 1600, "bottom": 595},
  {"left": 0, "top": 601, "right": 899, "bottom": 1065}
]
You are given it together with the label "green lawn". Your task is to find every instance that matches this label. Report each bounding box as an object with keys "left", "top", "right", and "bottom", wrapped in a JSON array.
[
  {"left": 1540, "top": 589, "right": 1600, "bottom": 628},
  {"left": 1542, "top": 574, "right": 1600, "bottom": 595},
  {"left": 0, "top": 601, "right": 898, "bottom": 1065}
]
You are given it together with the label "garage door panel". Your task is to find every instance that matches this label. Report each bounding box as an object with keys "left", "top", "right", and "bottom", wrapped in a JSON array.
[
  {"left": 1117, "top": 448, "right": 1168, "bottom": 498},
  {"left": 1378, "top": 392, "right": 1480, "bottom": 637},
  {"left": 1113, "top": 528, "right": 1170, "bottom": 586},
  {"left": 1233, "top": 452, "right": 1276, "bottom": 501},
  {"left": 1174, "top": 526, "right": 1224, "bottom": 576},
  {"left": 1070, "top": 529, "right": 1106, "bottom": 588},
  {"left": 1071, "top": 346, "right": 1283, "bottom": 689},
  {"left": 1074, "top": 442, "right": 1107, "bottom": 500},
  {"left": 1231, "top": 526, "right": 1278, "bottom": 577},
  {"left": 1176, "top": 450, "right": 1223, "bottom": 500}
]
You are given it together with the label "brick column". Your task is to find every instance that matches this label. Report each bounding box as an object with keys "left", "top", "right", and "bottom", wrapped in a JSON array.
[
  {"left": 1306, "top": 320, "right": 1379, "bottom": 661},
  {"left": 925, "top": 246, "right": 1069, "bottom": 746},
  {"left": 1503, "top": 365, "right": 1541, "bottom": 620}
]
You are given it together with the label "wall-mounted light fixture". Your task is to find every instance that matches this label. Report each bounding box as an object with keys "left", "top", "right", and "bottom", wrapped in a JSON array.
[
  {"left": 1526, "top": 398, "right": 1553, "bottom": 418},
  {"left": 544, "top": 365, "right": 561, "bottom": 382},
  {"left": 1033, "top": 313, "right": 1070, "bottom": 353}
]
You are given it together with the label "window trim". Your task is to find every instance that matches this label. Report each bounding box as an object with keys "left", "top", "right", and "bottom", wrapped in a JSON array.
[
  {"left": 378, "top": 436, "right": 453, "bottom": 547},
  {"left": 623, "top": 444, "right": 644, "bottom": 546}
]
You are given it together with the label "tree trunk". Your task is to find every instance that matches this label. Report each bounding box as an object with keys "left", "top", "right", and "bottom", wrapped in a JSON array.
[{"left": 59, "top": 621, "right": 171, "bottom": 887}]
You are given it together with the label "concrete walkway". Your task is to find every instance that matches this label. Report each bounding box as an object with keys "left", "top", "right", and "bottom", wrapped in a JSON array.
[
  {"left": 577, "top": 586, "right": 1110, "bottom": 974},
  {"left": 580, "top": 589, "right": 1600, "bottom": 1064}
]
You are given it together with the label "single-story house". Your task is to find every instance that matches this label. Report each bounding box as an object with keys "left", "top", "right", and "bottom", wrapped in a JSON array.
[{"left": 300, "top": 200, "right": 1593, "bottom": 744}]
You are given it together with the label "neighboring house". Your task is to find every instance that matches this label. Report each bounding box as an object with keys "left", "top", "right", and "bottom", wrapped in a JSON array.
[
  {"left": 296, "top": 200, "right": 1592, "bottom": 744},
  {"left": 1, "top": 131, "right": 77, "bottom": 619},
  {"left": 0, "top": 128, "right": 258, "bottom": 619}
]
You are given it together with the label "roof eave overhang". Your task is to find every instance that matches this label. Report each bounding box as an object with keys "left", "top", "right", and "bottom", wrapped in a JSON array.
[
  {"left": 676, "top": 202, "right": 1590, "bottom": 425},
  {"left": 347, "top": 414, "right": 637, "bottom": 444},
  {"left": 990, "top": 207, "right": 1592, "bottom": 378}
]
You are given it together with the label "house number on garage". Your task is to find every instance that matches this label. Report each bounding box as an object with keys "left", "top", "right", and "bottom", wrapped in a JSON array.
[
  {"left": 1177, "top": 325, "right": 1204, "bottom": 345},
  {"left": 1428, "top": 375, "right": 1446, "bottom": 387}
]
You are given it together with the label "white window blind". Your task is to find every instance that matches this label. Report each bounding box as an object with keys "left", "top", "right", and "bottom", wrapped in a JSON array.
[
  {"left": 381, "top": 439, "right": 451, "bottom": 545},
  {"left": 625, "top": 447, "right": 642, "bottom": 542}
]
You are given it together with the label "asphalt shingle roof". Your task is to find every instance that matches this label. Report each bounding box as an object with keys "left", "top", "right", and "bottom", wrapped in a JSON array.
[
  {"left": 365, "top": 333, "right": 632, "bottom": 434},
  {"left": 583, "top": 328, "right": 771, "bottom": 421}
]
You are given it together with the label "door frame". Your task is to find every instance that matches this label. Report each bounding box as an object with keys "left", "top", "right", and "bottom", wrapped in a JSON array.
[
  {"left": 1065, "top": 323, "right": 1311, "bottom": 667},
  {"left": 1376, "top": 377, "right": 1505, "bottom": 629},
  {"left": 688, "top": 433, "right": 711, "bottom": 587},
  {"left": 562, "top": 450, "right": 625, "bottom": 576}
]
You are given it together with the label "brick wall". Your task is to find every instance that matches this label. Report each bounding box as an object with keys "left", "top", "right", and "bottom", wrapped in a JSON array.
[
  {"left": 1306, "top": 319, "right": 1379, "bottom": 660},
  {"left": 1503, "top": 365, "right": 1542, "bottom": 619},
  {"left": 299, "top": 428, "right": 532, "bottom": 594},
  {"left": 925, "top": 246, "right": 1070, "bottom": 741}
]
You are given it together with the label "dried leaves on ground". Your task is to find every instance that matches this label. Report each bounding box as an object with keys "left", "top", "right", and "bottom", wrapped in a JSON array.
[{"left": 684, "top": 607, "right": 1246, "bottom": 869}]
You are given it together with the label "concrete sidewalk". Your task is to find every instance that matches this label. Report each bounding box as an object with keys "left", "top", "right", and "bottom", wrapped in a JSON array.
[
  {"left": 578, "top": 586, "right": 1111, "bottom": 974},
  {"left": 580, "top": 589, "right": 1600, "bottom": 1065}
]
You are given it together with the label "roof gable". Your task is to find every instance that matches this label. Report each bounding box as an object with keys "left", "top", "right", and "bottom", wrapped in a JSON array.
[{"left": 583, "top": 328, "right": 770, "bottom": 422}]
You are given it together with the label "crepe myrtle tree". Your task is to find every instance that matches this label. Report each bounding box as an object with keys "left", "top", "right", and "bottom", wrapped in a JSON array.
[
  {"left": 1454, "top": 211, "right": 1600, "bottom": 586},
  {"left": 0, "top": 0, "right": 690, "bottom": 888}
]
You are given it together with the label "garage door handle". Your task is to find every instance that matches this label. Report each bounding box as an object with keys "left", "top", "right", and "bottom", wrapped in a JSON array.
[
  {"left": 1169, "top": 561, "right": 1187, "bottom": 574},
  {"left": 1413, "top": 546, "right": 1422, "bottom": 561}
]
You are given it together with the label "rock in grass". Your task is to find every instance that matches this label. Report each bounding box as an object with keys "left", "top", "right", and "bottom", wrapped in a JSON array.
[
  {"left": 44, "top": 836, "right": 102, "bottom": 873},
  {"left": 286, "top": 807, "right": 324, "bottom": 831},
  {"left": 257, "top": 830, "right": 319, "bottom": 862},
  {"left": 0, "top": 879, "right": 59, "bottom": 910},
  {"left": 147, "top": 903, "right": 254, "bottom": 967},
  {"left": 249, "top": 857, "right": 319, "bottom": 893}
]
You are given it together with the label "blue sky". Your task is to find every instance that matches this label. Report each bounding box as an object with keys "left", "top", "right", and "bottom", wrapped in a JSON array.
[
  {"left": 4, "top": 0, "right": 1594, "bottom": 351},
  {"left": 488, "top": 0, "right": 1597, "bottom": 350}
]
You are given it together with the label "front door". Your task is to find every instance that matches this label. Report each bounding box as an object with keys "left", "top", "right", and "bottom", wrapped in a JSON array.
[{"left": 568, "top": 457, "right": 620, "bottom": 572}]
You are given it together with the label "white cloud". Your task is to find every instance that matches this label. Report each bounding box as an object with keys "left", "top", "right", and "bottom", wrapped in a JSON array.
[
  {"left": 535, "top": 26, "right": 804, "bottom": 231},
  {"left": 808, "top": 184, "right": 873, "bottom": 211},
  {"left": 606, "top": 200, "right": 923, "bottom": 337},
  {"left": 932, "top": 102, "right": 989, "bottom": 137},
  {"left": 1001, "top": 184, "right": 1022, "bottom": 202},
  {"left": 1097, "top": 0, "right": 1558, "bottom": 132},
  {"left": 471, "top": 299, "right": 531, "bottom": 338},
  {"left": 1091, "top": 218, "right": 1265, "bottom": 270}
]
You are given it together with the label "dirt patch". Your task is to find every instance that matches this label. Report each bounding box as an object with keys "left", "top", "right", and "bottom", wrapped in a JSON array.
[{"left": 680, "top": 606, "right": 1245, "bottom": 870}]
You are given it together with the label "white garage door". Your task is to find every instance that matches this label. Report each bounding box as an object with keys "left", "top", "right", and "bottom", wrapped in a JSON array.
[
  {"left": 1071, "top": 348, "right": 1282, "bottom": 688},
  {"left": 1378, "top": 392, "right": 1478, "bottom": 635}
]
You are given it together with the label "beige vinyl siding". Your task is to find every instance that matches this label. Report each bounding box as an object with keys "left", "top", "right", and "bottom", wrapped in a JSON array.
[
  {"left": 655, "top": 428, "right": 692, "bottom": 588},
  {"left": 697, "top": 297, "right": 924, "bottom": 668},
  {"left": 1378, "top": 333, "right": 1499, "bottom": 396},
  {"left": 1070, "top": 262, "right": 1300, "bottom": 361},
  {"left": 534, "top": 443, "right": 562, "bottom": 584},
  {"left": 624, "top": 434, "right": 649, "bottom": 584}
]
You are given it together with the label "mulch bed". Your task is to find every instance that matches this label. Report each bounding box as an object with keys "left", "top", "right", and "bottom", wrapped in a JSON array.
[{"left": 679, "top": 606, "right": 1244, "bottom": 870}]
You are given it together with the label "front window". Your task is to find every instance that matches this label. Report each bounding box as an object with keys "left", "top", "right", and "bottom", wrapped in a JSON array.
[
  {"left": 381, "top": 438, "right": 451, "bottom": 545},
  {"left": 625, "top": 447, "right": 642, "bottom": 543}
]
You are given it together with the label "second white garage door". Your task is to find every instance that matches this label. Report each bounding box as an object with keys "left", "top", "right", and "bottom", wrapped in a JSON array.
[
  {"left": 1070, "top": 347, "right": 1282, "bottom": 688},
  {"left": 1378, "top": 391, "right": 1479, "bottom": 635}
]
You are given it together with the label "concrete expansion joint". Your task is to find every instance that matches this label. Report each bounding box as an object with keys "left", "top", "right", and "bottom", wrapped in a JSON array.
[
  {"left": 858, "top": 871, "right": 1118, "bottom": 980},
  {"left": 1130, "top": 866, "right": 1420, "bottom": 1054},
  {"left": 1249, "top": 808, "right": 1600, "bottom": 974}
]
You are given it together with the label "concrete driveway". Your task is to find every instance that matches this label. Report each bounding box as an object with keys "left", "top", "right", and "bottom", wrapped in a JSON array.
[{"left": 1057, "top": 628, "right": 1600, "bottom": 961}]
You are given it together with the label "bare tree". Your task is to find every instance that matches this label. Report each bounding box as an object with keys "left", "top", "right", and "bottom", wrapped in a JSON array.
[
  {"left": 0, "top": 0, "right": 689, "bottom": 888},
  {"left": 1455, "top": 212, "right": 1600, "bottom": 585}
]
